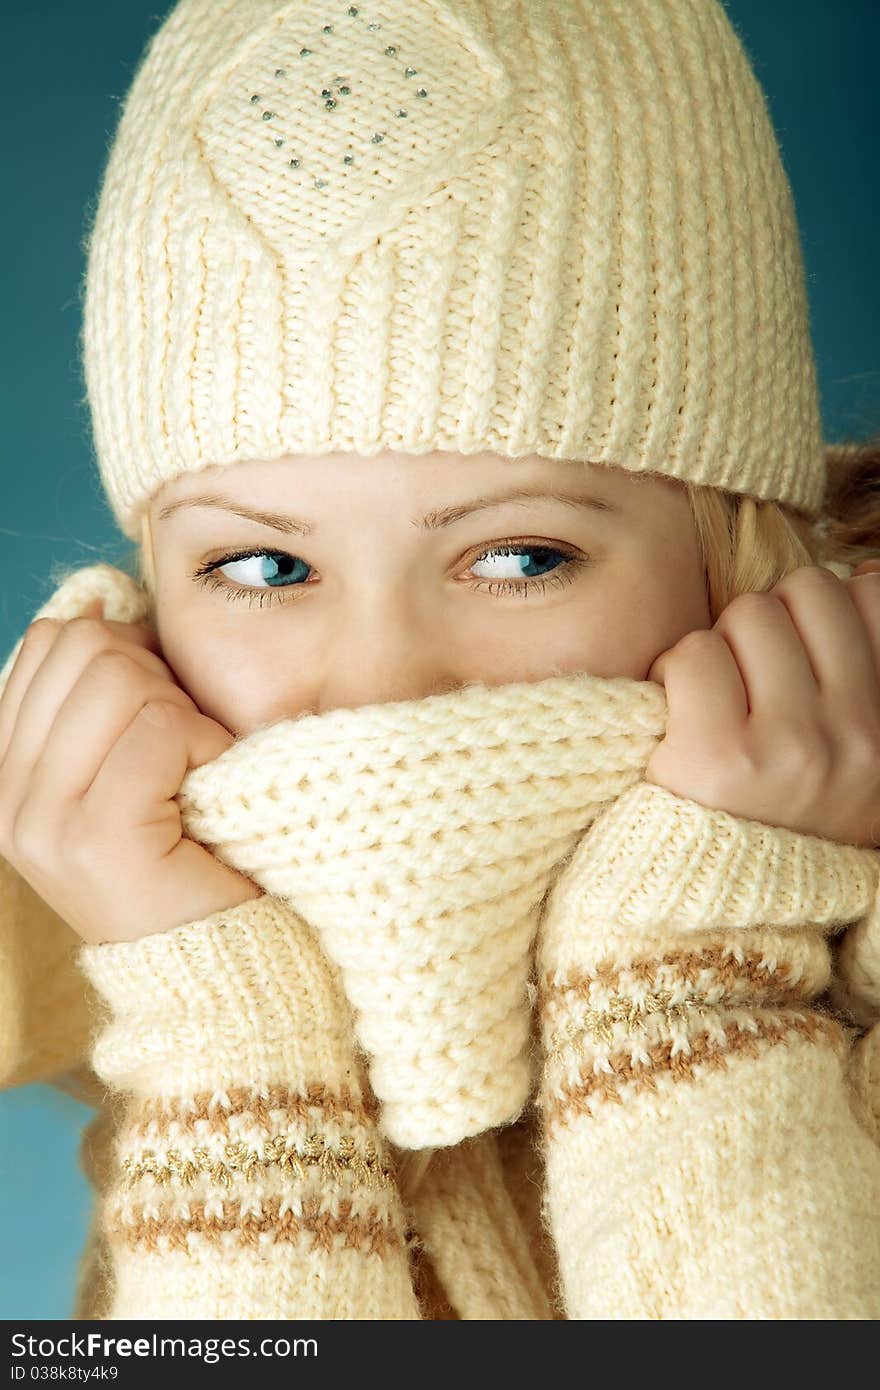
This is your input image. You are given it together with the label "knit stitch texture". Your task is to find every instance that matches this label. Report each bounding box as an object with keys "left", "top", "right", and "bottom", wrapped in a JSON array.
[{"left": 81, "top": 0, "right": 827, "bottom": 540}]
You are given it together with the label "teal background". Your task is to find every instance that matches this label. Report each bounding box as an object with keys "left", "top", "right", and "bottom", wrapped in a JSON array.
[{"left": 1, "top": 1, "right": 878, "bottom": 1321}]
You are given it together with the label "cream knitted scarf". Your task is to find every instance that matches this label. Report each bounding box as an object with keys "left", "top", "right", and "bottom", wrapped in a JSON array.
[{"left": 1, "top": 561, "right": 668, "bottom": 1148}]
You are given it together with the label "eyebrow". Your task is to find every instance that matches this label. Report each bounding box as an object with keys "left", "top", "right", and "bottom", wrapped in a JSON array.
[{"left": 156, "top": 483, "right": 619, "bottom": 533}]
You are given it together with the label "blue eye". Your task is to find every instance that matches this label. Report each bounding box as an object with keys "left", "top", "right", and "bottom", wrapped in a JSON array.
[
  {"left": 191, "top": 541, "right": 583, "bottom": 607},
  {"left": 471, "top": 543, "right": 570, "bottom": 584},
  {"left": 210, "top": 550, "right": 308, "bottom": 587},
  {"left": 192, "top": 548, "right": 312, "bottom": 606}
]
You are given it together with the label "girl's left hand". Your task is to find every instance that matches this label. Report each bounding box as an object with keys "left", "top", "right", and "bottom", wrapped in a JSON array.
[{"left": 644, "top": 563, "right": 880, "bottom": 847}]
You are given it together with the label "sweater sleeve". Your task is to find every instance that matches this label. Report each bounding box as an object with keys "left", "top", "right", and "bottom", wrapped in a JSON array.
[
  {"left": 0, "top": 564, "right": 152, "bottom": 1094},
  {"left": 76, "top": 892, "right": 421, "bottom": 1320},
  {"left": 535, "top": 780, "right": 880, "bottom": 1320},
  {"left": 0, "top": 853, "right": 97, "bottom": 1090}
]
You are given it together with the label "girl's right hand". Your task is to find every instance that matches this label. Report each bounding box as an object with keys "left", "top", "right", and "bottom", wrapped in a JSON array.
[{"left": 0, "top": 599, "right": 263, "bottom": 944}]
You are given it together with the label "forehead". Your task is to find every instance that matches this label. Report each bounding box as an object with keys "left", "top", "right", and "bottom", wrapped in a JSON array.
[{"left": 150, "top": 451, "right": 674, "bottom": 509}]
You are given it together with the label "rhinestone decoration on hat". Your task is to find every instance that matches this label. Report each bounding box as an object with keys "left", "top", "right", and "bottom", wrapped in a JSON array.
[{"left": 196, "top": 1, "right": 517, "bottom": 271}]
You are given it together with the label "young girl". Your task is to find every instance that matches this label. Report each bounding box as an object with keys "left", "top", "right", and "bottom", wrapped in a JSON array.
[{"left": 1, "top": 0, "right": 880, "bottom": 1319}]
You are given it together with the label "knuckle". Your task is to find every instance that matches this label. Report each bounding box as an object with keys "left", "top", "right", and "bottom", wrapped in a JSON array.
[
  {"left": 50, "top": 615, "right": 110, "bottom": 661},
  {"left": 59, "top": 616, "right": 106, "bottom": 645},
  {"left": 672, "top": 628, "right": 718, "bottom": 658},
  {"left": 88, "top": 647, "right": 144, "bottom": 687},
  {"left": 23, "top": 617, "right": 60, "bottom": 645},
  {"left": 135, "top": 698, "right": 175, "bottom": 729},
  {"left": 809, "top": 563, "right": 845, "bottom": 585},
  {"left": 64, "top": 615, "right": 105, "bottom": 632},
  {"left": 770, "top": 565, "right": 842, "bottom": 610},
  {"left": 843, "top": 721, "right": 880, "bottom": 764},
  {"left": 775, "top": 564, "right": 839, "bottom": 593},
  {"left": 11, "top": 806, "right": 49, "bottom": 869},
  {"left": 719, "top": 591, "right": 774, "bottom": 623},
  {"left": 87, "top": 649, "right": 186, "bottom": 704},
  {"left": 90, "top": 646, "right": 135, "bottom": 670},
  {"left": 847, "top": 571, "right": 880, "bottom": 610}
]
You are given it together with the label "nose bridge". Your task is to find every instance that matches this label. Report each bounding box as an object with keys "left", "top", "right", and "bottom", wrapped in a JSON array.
[{"left": 314, "top": 589, "right": 459, "bottom": 712}]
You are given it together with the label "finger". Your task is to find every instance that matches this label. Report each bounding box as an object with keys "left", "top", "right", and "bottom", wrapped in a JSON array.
[
  {"left": 99, "top": 615, "right": 162, "bottom": 656},
  {"left": 0, "top": 619, "right": 63, "bottom": 764},
  {"left": 0, "top": 614, "right": 163, "bottom": 762},
  {"left": 845, "top": 570, "right": 880, "bottom": 693},
  {"left": 713, "top": 590, "right": 820, "bottom": 716},
  {"left": 651, "top": 629, "right": 749, "bottom": 737},
  {"left": 18, "top": 653, "right": 199, "bottom": 823},
  {"left": 770, "top": 565, "right": 879, "bottom": 705},
  {"left": 0, "top": 622, "right": 185, "bottom": 805},
  {"left": 851, "top": 560, "right": 880, "bottom": 577},
  {"left": 76, "top": 591, "right": 160, "bottom": 653},
  {"left": 82, "top": 699, "right": 234, "bottom": 831}
]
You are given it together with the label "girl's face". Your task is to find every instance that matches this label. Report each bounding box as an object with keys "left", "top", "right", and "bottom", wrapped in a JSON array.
[{"left": 147, "top": 451, "right": 711, "bottom": 737}]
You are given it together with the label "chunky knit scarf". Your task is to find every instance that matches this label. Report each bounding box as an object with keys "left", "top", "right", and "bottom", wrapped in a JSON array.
[{"left": 3, "top": 563, "right": 880, "bottom": 1319}]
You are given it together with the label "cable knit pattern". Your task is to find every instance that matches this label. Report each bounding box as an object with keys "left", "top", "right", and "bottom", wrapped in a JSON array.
[{"left": 4, "top": 563, "right": 880, "bottom": 1318}]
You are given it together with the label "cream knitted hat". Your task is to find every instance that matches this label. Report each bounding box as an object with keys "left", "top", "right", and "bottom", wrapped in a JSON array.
[{"left": 81, "top": 0, "right": 826, "bottom": 543}]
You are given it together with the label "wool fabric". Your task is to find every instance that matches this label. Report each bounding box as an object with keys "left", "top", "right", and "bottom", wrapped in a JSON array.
[
  {"left": 81, "top": 0, "right": 827, "bottom": 541},
  {"left": 3, "top": 564, "right": 880, "bottom": 1318}
]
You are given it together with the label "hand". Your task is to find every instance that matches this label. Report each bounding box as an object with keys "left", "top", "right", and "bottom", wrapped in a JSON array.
[
  {"left": 644, "top": 564, "right": 880, "bottom": 847},
  {"left": 0, "top": 598, "right": 262, "bottom": 944}
]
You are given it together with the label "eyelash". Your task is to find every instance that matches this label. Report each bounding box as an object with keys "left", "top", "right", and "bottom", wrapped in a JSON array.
[{"left": 189, "top": 540, "right": 586, "bottom": 608}]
